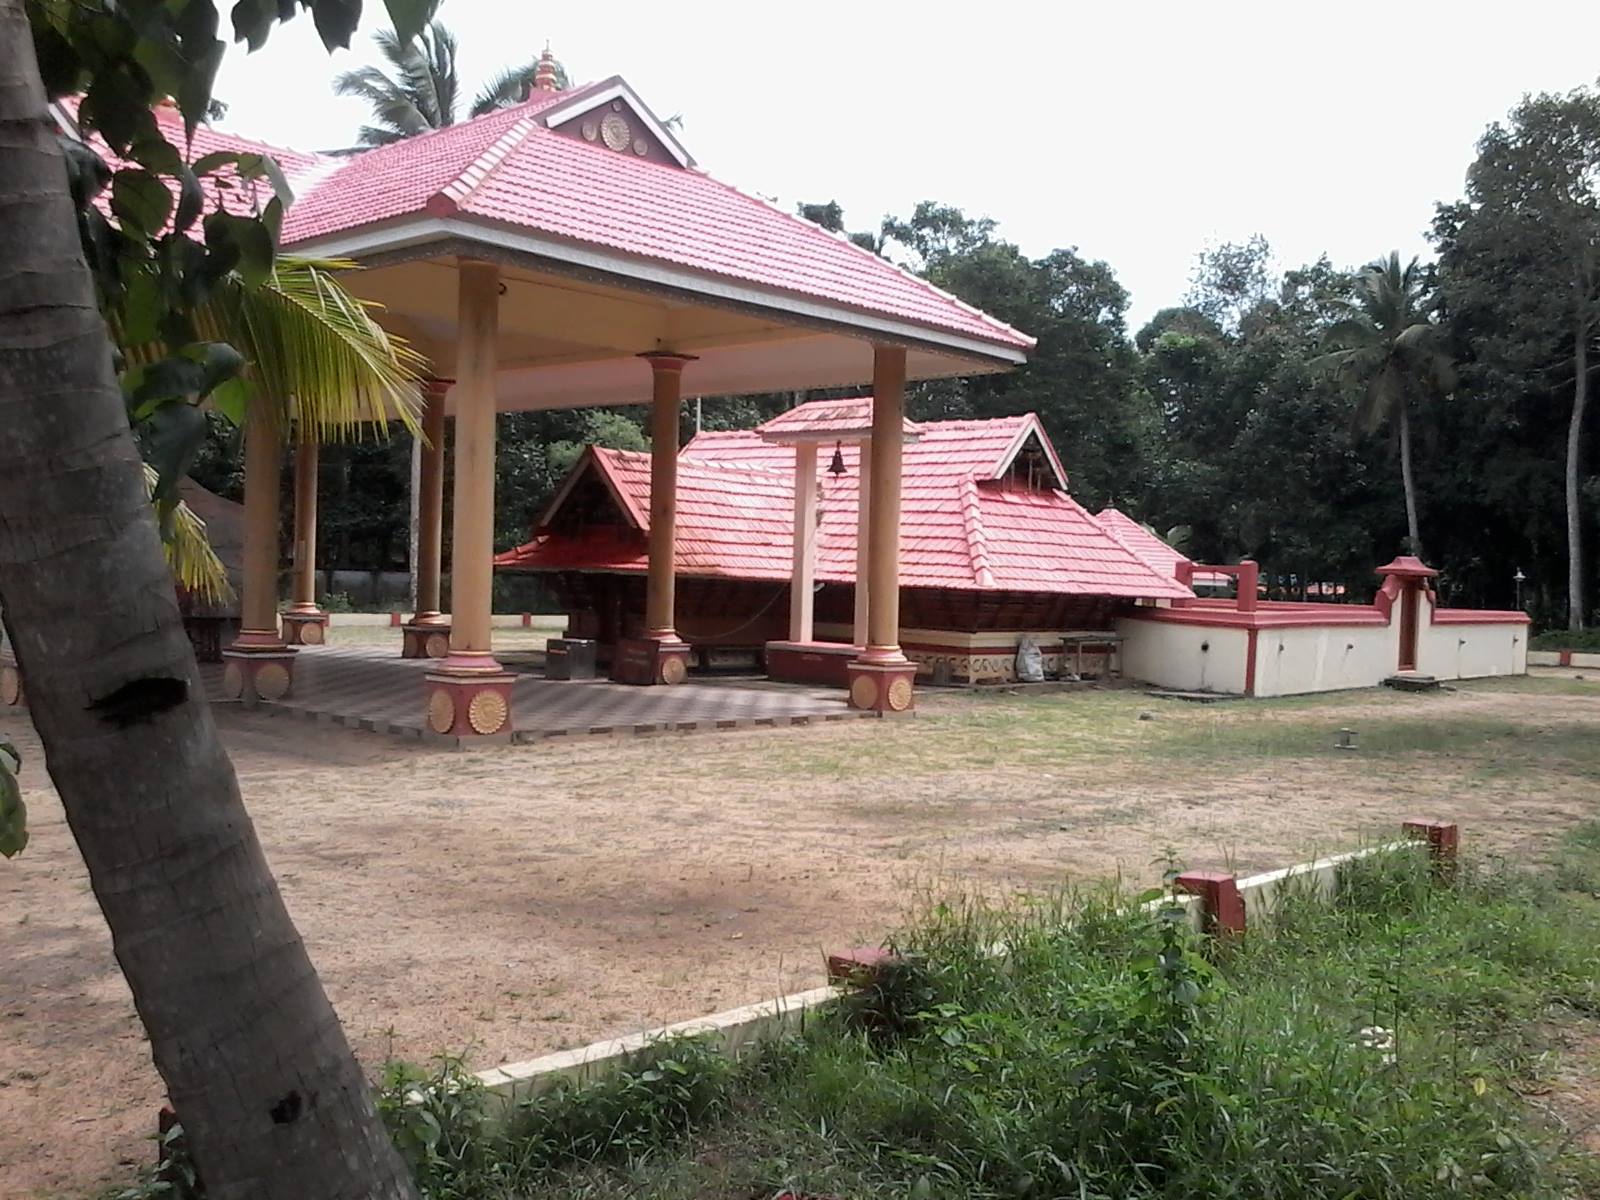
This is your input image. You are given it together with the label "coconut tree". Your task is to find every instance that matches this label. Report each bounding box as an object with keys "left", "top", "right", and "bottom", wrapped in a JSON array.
[
  {"left": 334, "top": 16, "right": 566, "bottom": 146},
  {"left": 1315, "top": 253, "right": 1455, "bottom": 560},
  {"left": 122, "top": 256, "right": 425, "bottom": 598}
]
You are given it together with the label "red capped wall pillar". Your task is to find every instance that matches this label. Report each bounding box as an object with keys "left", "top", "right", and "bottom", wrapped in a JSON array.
[
  {"left": 423, "top": 262, "right": 514, "bottom": 737},
  {"left": 281, "top": 435, "right": 329, "bottom": 646},
  {"left": 847, "top": 346, "right": 915, "bottom": 714},
  {"left": 223, "top": 401, "right": 295, "bottom": 704},
  {"left": 1175, "top": 870, "right": 1246, "bottom": 936},
  {"left": 403, "top": 379, "right": 451, "bottom": 658},
  {"left": 622, "top": 351, "right": 696, "bottom": 686},
  {"left": 1402, "top": 819, "right": 1459, "bottom": 884}
]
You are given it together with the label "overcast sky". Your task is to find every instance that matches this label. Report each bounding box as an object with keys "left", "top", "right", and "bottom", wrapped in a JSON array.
[{"left": 213, "top": 0, "right": 1600, "bottom": 329}]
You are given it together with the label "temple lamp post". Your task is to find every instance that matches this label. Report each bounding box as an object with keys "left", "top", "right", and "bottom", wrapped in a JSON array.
[{"left": 1514, "top": 567, "right": 1526, "bottom": 611}]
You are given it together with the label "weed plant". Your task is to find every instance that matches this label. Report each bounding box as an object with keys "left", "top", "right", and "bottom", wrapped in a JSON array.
[{"left": 109, "top": 838, "right": 1600, "bottom": 1199}]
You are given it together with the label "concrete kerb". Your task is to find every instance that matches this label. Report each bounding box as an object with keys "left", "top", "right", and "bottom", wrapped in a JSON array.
[
  {"left": 470, "top": 837, "right": 1438, "bottom": 1118},
  {"left": 475, "top": 985, "right": 840, "bottom": 1115},
  {"left": 1530, "top": 649, "right": 1600, "bottom": 669}
]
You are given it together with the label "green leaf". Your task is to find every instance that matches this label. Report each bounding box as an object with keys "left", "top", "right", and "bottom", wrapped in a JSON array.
[
  {"left": 229, "top": 0, "right": 277, "bottom": 51},
  {"left": 310, "top": 0, "right": 361, "bottom": 51},
  {"left": 204, "top": 211, "right": 276, "bottom": 289},
  {"left": 111, "top": 169, "right": 174, "bottom": 238},
  {"left": 234, "top": 153, "right": 295, "bottom": 209},
  {"left": 145, "top": 401, "right": 210, "bottom": 504},
  {"left": 119, "top": 267, "right": 164, "bottom": 346},
  {"left": 382, "top": 0, "right": 433, "bottom": 43},
  {"left": 210, "top": 376, "right": 249, "bottom": 426},
  {"left": 173, "top": 164, "right": 204, "bottom": 235}
]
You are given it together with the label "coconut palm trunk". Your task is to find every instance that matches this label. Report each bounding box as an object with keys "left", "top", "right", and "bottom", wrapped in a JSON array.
[
  {"left": 0, "top": 10, "right": 416, "bottom": 1198},
  {"left": 1569, "top": 323, "right": 1589, "bottom": 631},
  {"left": 1397, "top": 399, "right": 1422, "bottom": 560}
]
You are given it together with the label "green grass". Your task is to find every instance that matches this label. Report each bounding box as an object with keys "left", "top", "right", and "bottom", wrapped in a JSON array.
[
  {"left": 296, "top": 844, "right": 1600, "bottom": 1200},
  {"left": 690, "top": 677, "right": 1600, "bottom": 790}
]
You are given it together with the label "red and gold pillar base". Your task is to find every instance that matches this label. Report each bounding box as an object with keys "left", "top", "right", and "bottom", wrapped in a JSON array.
[
  {"left": 423, "top": 666, "right": 515, "bottom": 738},
  {"left": 846, "top": 658, "right": 916, "bottom": 715},
  {"left": 0, "top": 653, "right": 24, "bottom": 707},
  {"left": 281, "top": 610, "right": 330, "bottom": 646},
  {"left": 220, "top": 644, "right": 297, "bottom": 705},
  {"left": 611, "top": 635, "right": 691, "bottom": 686},
  {"left": 402, "top": 620, "right": 453, "bottom": 660}
]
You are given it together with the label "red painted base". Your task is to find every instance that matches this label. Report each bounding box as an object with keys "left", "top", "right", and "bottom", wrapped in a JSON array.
[
  {"left": 825, "top": 945, "right": 900, "bottom": 984},
  {"left": 281, "top": 610, "right": 330, "bottom": 646},
  {"left": 0, "top": 654, "right": 23, "bottom": 707},
  {"left": 422, "top": 669, "right": 515, "bottom": 738},
  {"left": 845, "top": 659, "right": 917, "bottom": 714},
  {"left": 1402, "top": 819, "right": 1460, "bottom": 883},
  {"left": 1175, "top": 870, "right": 1246, "bottom": 936},
  {"left": 402, "top": 621, "right": 452, "bottom": 659},
  {"left": 611, "top": 636, "right": 692, "bottom": 686},
  {"left": 767, "top": 640, "right": 859, "bottom": 687},
  {"left": 220, "top": 646, "right": 297, "bottom": 705}
]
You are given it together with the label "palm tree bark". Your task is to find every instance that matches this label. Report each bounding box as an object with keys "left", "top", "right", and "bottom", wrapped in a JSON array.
[
  {"left": 1397, "top": 400, "right": 1423, "bottom": 560},
  {"left": 0, "top": 9, "right": 417, "bottom": 1198},
  {"left": 1569, "top": 323, "right": 1589, "bottom": 631}
]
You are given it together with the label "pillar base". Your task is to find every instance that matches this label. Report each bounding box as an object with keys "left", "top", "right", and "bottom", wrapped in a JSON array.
[
  {"left": 281, "top": 610, "right": 330, "bottom": 646},
  {"left": 0, "top": 653, "right": 23, "bottom": 707},
  {"left": 611, "top": 635, "right": 692, "bottom": 686},
  {"left": 220, "top": 645, "right": 297, "bottom": 705},
  {"left": 402, "top": 620, "right": 452, "bottom": 659},
  {"left": 846, "top": 658, "right": 916, "bottom": 714},
  {"left": 422, "top": 668, "right": 515, "bottom": 738}
]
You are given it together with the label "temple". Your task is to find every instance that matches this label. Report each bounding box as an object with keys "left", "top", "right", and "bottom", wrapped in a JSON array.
[
  {"left": 49, "top": 53, "right": 1531, "bottom": 735},
  {"left": 495, "top": 398, "right": 1192, "bottom": 683}
]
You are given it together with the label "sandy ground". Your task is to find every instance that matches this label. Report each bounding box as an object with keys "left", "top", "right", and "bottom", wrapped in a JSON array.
[{"left": 4, "top": 676, "right": 1600, "bottom": 1198}]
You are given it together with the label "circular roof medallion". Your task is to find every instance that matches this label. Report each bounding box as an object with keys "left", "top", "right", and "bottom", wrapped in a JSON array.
[
  {"left": 600, "top": 113, "right": 632, "bottom": 152},
  {"left": 633, "top": 138, "right": 648, "bottom": 157},
  {"left": 580, "top": 119, "right": 598, "bottom": 142}
]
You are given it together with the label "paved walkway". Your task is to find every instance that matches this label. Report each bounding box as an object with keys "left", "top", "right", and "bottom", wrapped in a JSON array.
[{"left": 204, "top": 645, "right": 862, "bottom": 743}]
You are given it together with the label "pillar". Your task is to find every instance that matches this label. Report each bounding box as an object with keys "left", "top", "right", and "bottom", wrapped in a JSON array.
[
  {"left": 853, "top": 439, "right": 871, "bottom": 646},
  {"left": 847, "top": 346, "right": 916, "bottom": 714},
  {"left": 613, "top": 352, "right": 696, "bottom": 686},
  {"left": 222, "top": 401, "right": 296, "bottom": 704},
  {"left": 423, "top": 262, "right": 514, "bottom": 738},
  {"left": 281, "top": 437, "right": 329, "bottom": 646},
  {"left": 402, "top": 380, "right": 451, "bottom": 659},
  {"left": 789, "top": 442, "right": 819, "bottom": 642}
]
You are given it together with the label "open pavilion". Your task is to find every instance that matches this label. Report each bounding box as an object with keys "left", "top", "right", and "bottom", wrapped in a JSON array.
[{"left": 190, "top": 54, "right": 1034, "bottom": 736}]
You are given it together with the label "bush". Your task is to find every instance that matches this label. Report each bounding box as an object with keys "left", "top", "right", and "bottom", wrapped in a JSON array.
[{"left": 1530, "top": 628, "right": 1600, "bottom": 651}]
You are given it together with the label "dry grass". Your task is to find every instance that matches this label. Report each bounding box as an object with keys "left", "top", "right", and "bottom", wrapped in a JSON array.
[{"left": 4, "top": 674, "right": 1600, "bottom": 1197}]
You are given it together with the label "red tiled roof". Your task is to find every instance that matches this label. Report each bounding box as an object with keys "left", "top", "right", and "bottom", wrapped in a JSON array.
[
  {"left": 756, "top": 396, "right": 920, "bottom": 441},
  {"left": 498, "top": 413, "right": 1190, "bottom": 601},
  {"left": 277, "top": 87, "right": 1032, "bottom": 354},
  {"left": 1094, "top": 507, "right": 1189, "bottom": 580},
  {"left": 61, "top": 99, "right": 337, "bottom": 226},
  {"left": 66, "top": 81, "right": 1032, "bottom": 358}
]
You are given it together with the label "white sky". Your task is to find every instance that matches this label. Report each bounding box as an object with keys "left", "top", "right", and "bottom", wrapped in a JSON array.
[{"left": 214, "top": 0, "right": 1600, "bottom": 329}]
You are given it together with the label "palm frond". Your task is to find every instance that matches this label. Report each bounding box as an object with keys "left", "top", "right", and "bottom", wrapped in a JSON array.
[
  {"left": 144, "top": 465, "right": 231, "bottom": 603},
  {"left": 201, "top": 258, "right": 425, "bottom": 442},
  {"left": 471, "top": 63, "right": 535, "bottom": 116}
]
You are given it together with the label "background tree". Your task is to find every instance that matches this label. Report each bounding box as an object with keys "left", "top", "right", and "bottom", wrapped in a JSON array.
[
  {"left": 1314, "top": 253, "right": 1454, "bottom": 559},
  {"left": 334, "top": 2, "right": 566, "bottom": 146},
  {"left": 1434, "top": 89, "right": 1600, "bottom": 630},
  {"left": 10, "top": 0, "right": 438, "bottom": 1195}
]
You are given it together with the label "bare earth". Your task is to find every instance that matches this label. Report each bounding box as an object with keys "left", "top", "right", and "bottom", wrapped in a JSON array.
[{"left": 4, "top": 675, "right": 1599, "bottom": 1198}]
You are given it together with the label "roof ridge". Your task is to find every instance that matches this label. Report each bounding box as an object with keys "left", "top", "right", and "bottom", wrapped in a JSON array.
[
  {"left": 959, "top": 477, "right": 997, "bottom": 588},
  {"left": 1086, "top": 502, "right": 1189, "bottom": 589},
  {"left": 427, "top": 116, "right": 539, "bottom": 217}
]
